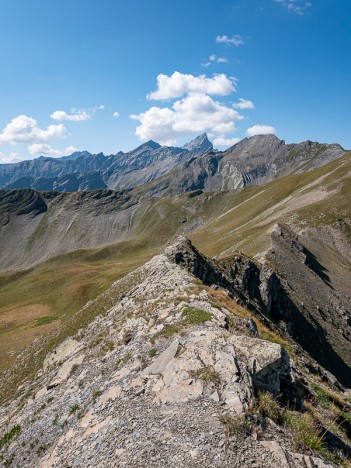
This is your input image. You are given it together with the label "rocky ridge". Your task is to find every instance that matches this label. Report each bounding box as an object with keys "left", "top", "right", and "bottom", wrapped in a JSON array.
[
  {"left": 0, "top": 239, "right": 349, "bottom": 467},
  {"left": 135, "top": 135, "right": 346, "bottom": 197},
  {"left": 0, "top": 135, "right": 213, "bottom": 192},
  {"left": 0, "top": 134, "right": 346, "bottom": 196}
]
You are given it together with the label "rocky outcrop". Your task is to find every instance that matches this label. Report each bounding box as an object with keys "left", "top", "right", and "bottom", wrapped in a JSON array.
[
  {"left": 182, "top": 133, "right": 213, "bottom": 152},
  {"left": 166, "top": 235, "right": 351, "bottom": 387},
  {"left": 0, "top": 245, "right": 314, "bottom": 467}
]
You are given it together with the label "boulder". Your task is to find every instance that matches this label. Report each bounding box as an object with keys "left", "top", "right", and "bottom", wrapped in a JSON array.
[{"left": 230, "top": 335, "right": 291, "bottom": 395}]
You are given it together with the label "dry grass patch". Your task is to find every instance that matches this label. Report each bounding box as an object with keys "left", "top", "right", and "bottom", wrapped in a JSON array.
[{"left": 208, "top": 288, "right": 293, "bottom": 354}]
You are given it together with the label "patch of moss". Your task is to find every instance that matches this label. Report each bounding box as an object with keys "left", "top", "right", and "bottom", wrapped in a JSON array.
[
  {"left": 153, "top": 325, "right": 182, "bottom": 340},
  {"left": 182, "top": 306, "right": 212, "bottom": 325},
  {"left": 148, "top": 348, "right": 157, "bottom": 358},
  {"left": 0, "top": 425, "right": 21, "bottom": 450}
]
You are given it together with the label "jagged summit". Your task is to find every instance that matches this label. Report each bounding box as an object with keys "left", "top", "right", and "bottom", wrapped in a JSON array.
[
  {"left": 132, "top": 140, "right": 161, "bottom": 152},
  {"left": 182, "top": 133, "right": 213, "bottom": 152}
]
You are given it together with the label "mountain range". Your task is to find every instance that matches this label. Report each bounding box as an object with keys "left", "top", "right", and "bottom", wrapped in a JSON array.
[
  {"left": 0, "top": 134, "right": 213, "bottom": 192},
  {"left": 0, "top": 134, "right": 345, "bottom": 195}
]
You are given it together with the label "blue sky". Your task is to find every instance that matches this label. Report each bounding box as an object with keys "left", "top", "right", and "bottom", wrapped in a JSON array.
[{"left": 0, "top": 0, "right": 350, "bottom": 162}]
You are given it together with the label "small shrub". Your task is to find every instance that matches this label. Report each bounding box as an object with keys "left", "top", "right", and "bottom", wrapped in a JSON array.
[
  {"left": 225, "top": 314, "right": 237, "bottom": 333},
  {"left": 182, "top": 306, "right": 212, "bottom": 325},
  {"left": 148, "top": 348, "right": 157, "bottom": 358},
  {"left": 47, "top": 396, "right": 54, "bottom": 404},
  {"left": 93, "top": 390, "right": 103, "bottom": 402},
  {"left": 3, "top": 454, "right": 14, "bottom": 467},
  {"left": 107, "top": 341, "right": 115, "bottom": 352},
  {"left": 219, "top": 414, "right": 249, "bottom": 438},
  {"left": 35, "top": 403, "right": 46, "bottom": 413},
  {"left": 52, "top": 415, "right": 59, "bottom": 425},
  {"left": 69, "top": 403, "right": 79, "bottom": 415},
  {"left": 0, "top": 425, "right": 21, "bottom": 450},
  {"left": 256, "top": 391, "right": 282, "bottom": 423},
  {"left": 36, "top": 445, "right": 47, "bottom": 456},
  {"left": 285, "top": 412, "right": 325, "bottom": 453}
]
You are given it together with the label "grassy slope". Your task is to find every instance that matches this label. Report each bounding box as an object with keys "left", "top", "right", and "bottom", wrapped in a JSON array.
[
  {"left": 0, "top": 153, "right": 350, "bottom": 397},
  {"left": 0, "top": 240, "right": 156, "bottom": 373},
  {"left": 190, "top": 153, "right": 351, "bottom": 257}
]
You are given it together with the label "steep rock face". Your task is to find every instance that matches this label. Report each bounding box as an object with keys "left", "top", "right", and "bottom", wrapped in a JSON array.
[
  {"left": 166, "top": 236, "right": 351, "bottom": 386},
  {"left": 265, "top": 223, "right": 351, "bottom": 387}
]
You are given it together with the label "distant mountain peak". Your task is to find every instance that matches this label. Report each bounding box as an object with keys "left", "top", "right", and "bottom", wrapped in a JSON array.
[
  {"left": 182, "top": 133, "right": 213, "bottom": 152},
  {"left": 134, "top": 140, "right": 161, "bottom": 151}
]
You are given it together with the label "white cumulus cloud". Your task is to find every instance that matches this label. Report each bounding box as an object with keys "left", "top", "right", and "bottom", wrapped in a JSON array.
[
  {"left": 113, "top": 112, "right": 120, "bottom": 118},
  {"left": 50, "top": 105, "right": 105, "bottom": 121},
  {"left": 246, "top": 124, "right": 277, "bottom": 136},
  {"left": 274, "top": 0, "right": 311, "bottom": 15},
  {"left": 50, "top": 109, "right": 91, "bottom": 121},
  {"left": 233, "top": 98, "right": 255, "bottom": 110},
  {"left": 216, "top": 35, "right": 244, "bottom": 46},
  {"left": 147, "top": 71, "right": 236, "bottom": 100},
  {"left": 0, "top": 151, "right": 21, "bottom": 164},
  {"left": 213, "top": 137, "right": 241, "bottom": 148},
  {"left": 131, "top": 93, "right": 243, "bottom": 146},
  {"left": 0, "top": 115, "right": 67, "bottom": 145},
  {"left": 28, "top": 144, "right": 77, "bottom": 157}
]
